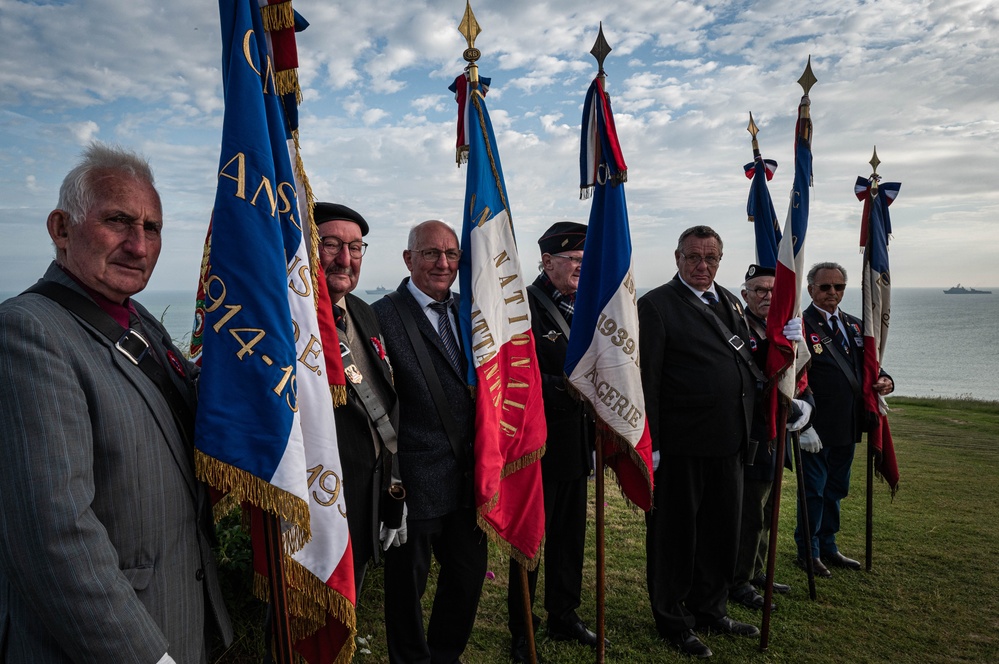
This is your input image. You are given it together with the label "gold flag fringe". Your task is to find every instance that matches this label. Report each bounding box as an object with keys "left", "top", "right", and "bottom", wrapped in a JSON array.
[
  {"left": 253, "top": 556, "right": 358, "bottom": 664},
  {"left": 195, "top": 450, "right": 312, "bottom": 552},
  {"left": 261, "top": 1, "right": 295, "bottom": 32},
  {"left": 275, "top": 69, "right": 303, "bottom": 105},
  {"left": 500, "top": 443, "right": 545, "bottom": 480},
  {"left": 565, "top": 379, "right": 653, "bottom": 513},
  {"left": 476, "top": 512, "right": 544, "bottom": 571},
  {"left": 456, "top": 146, "right": 469, "bottom": 165}
]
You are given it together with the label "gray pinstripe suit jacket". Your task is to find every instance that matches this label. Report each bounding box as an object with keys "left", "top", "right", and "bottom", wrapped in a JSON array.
[{"left": 0, "top": 263, "right": 232, "bottom": 663}]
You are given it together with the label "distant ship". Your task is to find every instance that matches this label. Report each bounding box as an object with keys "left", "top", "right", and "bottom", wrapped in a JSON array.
[
  {"left": 944, "top": 284, "right": 992, "bottom": 295},
  {"left": 365, "top": 286, "right": 389, "bottom": 295}
]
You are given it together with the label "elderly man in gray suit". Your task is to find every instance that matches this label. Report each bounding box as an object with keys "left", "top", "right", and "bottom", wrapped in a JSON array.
[
  {"left": 372, "top": 220, "right": 487, "bottom": 664},
  {"left": 0, "top": 143, "right": 232, "bottom": 663}
]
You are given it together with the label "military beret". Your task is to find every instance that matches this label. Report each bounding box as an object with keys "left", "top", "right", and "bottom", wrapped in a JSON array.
[
  {"left": 313, "top": 202, "right": 369, "bottom": 236},
  {"left": 538, "top": 221, "right": 587, "bottom": 255},
  {"left": 745, "top": 264, "right": 776, "bottom": 281}
]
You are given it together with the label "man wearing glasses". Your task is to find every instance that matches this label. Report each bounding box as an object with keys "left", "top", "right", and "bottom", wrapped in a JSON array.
[
  {"left": 372, "top": 220, "right": 487, "bottom": 664},
  {"left": 730, "top": 264, "right": 813, "bottom": 611},
  {"left": 507, "top": 222, "right": 598, "bottom": 661},
  {"left": 639, "top": 226, "right": 761, "bottom": 658},
  {"left": 314, "top": 202, "right": 401, "bottom": 597},
  {"left": 798, "top": 262, "right": 894, "bottom": 576}
]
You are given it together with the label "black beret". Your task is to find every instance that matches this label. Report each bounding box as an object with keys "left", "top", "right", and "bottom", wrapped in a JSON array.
[
  {"left": 538, "top": 221, "right": 587, "bottom": 255},
  {"left": 313, "top": 202, "right": 369, "bottom": 236},
  {"left": 745, "top": 264, "right": 776, "bottom": 281}
]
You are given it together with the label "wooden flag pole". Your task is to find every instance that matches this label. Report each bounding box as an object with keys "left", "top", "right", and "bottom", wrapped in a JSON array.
[
  {"left": 518, "top": 564, "right": 538, "bottom": 664},
  {"left": 262, "top": 509, "right": 294, "bottom": 663},
  {"left": 595, "top": 431, "right": 606, "bottom": 664},
  {"left": 759, "top": 401, "right": 788, "bottom": 651}
]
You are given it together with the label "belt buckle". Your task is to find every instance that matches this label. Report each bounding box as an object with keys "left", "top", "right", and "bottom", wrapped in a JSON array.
[
  {"left": 728, "top": 335, "right": 745, "bottom": 351},
  {"left": 115, "top": 329, "right": 151, "bottom": 365}
]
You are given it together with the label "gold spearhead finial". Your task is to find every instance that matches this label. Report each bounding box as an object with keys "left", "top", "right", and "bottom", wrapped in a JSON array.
[
  {"left": 590, "top": 22, "right": 612, "bottom": 75},
  {"left": 747, "top": 112, "right": 760, "bottom": 140},
  {"left": 869, "top": 146, "right": 881, "bottom": 176},
  {"left": 459, "top": 1, "right": 481, "bottom": 60},
  {"left": 797, "top": 55, "right": 817, "bottom": 95}
]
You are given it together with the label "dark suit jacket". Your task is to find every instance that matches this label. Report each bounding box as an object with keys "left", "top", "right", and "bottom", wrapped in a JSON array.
[
  {"left": 371, "top": 279, "right": 476, "bottom": 521},
  {"left": 803, "top": 303, "right": 869, "bottom": 448},
  {"left": 528, "top": 278, "right": 592, "bottom": 483},
  {"left": 0, "top": 263, "right": 232, "bottom": 663},
  {"left": 638, "top": 275, "right": 755, "bottom": 457},
  {"left": 335, "top": 292, "right": 398, "bottom": 565}
]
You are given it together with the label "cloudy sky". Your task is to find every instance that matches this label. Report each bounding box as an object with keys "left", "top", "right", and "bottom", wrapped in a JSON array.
[{"left": 2, "top": 0, "right": 997, "bottom": 297}]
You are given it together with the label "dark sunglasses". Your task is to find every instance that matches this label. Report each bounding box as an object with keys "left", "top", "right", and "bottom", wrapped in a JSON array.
[{"left": 817, "top": 283, "right": 846, "bottom": 292}]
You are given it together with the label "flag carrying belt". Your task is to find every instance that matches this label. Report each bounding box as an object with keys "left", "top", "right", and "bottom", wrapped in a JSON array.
[
  {"left": 527, "top": 284, "right": 570, "bottom": 340},
  {"left": 25, "top": 281, "right": 194, "bottom": 442},
  {"left": 667, "top": 281, "right": 765, "bottom": 384},
  {"left": 803, "top": 308, "right": 862, "bottom": 396}
]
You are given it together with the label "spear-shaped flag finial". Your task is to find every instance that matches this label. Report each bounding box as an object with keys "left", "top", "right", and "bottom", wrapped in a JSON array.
[
  {"left": 869, "top": 146, "right": 881, "bottom": 195},
  {"left": 459, "top": 1, "right": 481, "bottom": 62},
  {"left": 590, "top": 22, "right": 611, "bottom": 75},
  {"left": 798, "top": 55, "right": 817, "bottom": 96}
]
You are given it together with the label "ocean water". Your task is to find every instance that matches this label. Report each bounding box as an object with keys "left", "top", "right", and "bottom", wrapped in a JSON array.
[{"left": 6, "top": 286, "right": 997, "bottom": 402}]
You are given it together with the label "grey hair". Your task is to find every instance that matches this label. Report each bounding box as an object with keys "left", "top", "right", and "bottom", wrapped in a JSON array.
[
  {"left": 57, "top": 142, "right": 156, "bottom": 226},
  {"left": 407, "top": 219, "right": 458, "bottom": 250},
  {"left": 806, "top": 262, "right": 847, "bottom": 285},
  {"left": 676, "top": 225, "right": 724, "bottom": 254}
]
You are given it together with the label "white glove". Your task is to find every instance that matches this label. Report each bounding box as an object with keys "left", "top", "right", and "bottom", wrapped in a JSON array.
[
  {"left": 652, "top": 450, "right": 661, "bottom": 472},
  {"left": 783, "top": 317, "right": 804, "bottom": 342},
  {"left": 788, "top": 399, "right": 813, "bottom": 432},
  {"left": 155, "top": 654, "right": 177, "bottom": 664},
  {"left": 798, "top": 427, "right": 822, "bottom": 453},
  {"left": 379, "top": 503, "right": 408, "bottom": 551}
]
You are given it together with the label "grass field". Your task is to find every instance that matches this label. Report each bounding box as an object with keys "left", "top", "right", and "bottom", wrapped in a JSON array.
[{"left": 216, "top": 397, "right": 999, "bottom": 663}]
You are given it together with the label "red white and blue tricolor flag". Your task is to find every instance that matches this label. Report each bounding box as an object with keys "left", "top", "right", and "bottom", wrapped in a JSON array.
[
  {"left": 193, "top": 1, "right": 355, "bottom": 661},
  {"left": 745, "top": 154, "right": 780, "bottom": 268},
  {"left": 764, "top": 90, "right": 814, "bottom": 439},
  {"left": 566, "top": 75, "right": 653, "bottom": 511},
  {"left": 452, "top": 68, "right": 547, "bottom": 567},
  {"left": 856, "top": 175, "right": 901, "bottom": 493}
]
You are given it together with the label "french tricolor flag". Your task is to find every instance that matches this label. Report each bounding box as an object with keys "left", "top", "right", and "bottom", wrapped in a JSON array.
[{"left": 566, "top": 75, "right": 653, "bottom": 511}]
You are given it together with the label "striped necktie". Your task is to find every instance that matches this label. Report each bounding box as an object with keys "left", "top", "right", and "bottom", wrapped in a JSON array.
[
  {"left": 830, "top": 315, "right": 850, "bottom": 354},
  {"left": 429, "top": 300, "right": 462, "bottom": 372},
  {"left": 702, "top": 291, "right": 718, "bottom": 307}
]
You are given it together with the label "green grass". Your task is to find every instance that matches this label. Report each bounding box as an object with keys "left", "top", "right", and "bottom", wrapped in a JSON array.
[{"left": 215, "top": 397, "right": 999, "bottom": 662}]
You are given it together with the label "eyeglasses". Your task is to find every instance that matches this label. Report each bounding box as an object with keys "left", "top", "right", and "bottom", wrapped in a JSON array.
[
  {"left": 751, "top": 287, "right": 773, "bottom": 297},
  {"left": 550, "top": 254, "right": 583, "bottom": 266},
  {"left": 817, "top": 283, "right": 846, "bottom": 292},
  {"left": 320, "top": 236, "right": 367, "bottom": 258},
  {"left": 679, "top": 252, "right": 721, "bottom": 267},
  {"left": 413, "top": 248, "right": 462, "bottom": 263}
]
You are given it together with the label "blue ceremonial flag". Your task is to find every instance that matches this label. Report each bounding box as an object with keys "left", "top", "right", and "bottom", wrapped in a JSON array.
[
  {"left": 566, "top": 75, "right": 653, "bottom": 511},
  {"left": 745, "top": 155, "right": 780, "bottom": 268},
  {"left": 192, "top": 1, "right": 355, "bottom": 659}
]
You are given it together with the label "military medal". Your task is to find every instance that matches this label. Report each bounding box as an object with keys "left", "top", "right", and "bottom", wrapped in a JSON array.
[
  {"left": 543, "top": 329, "right": 562, "bottom": 342},
  {"left": 810, "top": 332, "right": 823, "bottom": 354},
  {"left": 345, "top": 365, "right": 363, "bottom": 384}
]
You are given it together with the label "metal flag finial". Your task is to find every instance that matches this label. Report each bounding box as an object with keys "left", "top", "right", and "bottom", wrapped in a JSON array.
[
  {"left": 747, "top": 112, "right": 760, "bottom": 140},
  {"left": 797, "top": 55, "right": 817, "bottom": 95},
  {"left": 590, "top": 22, "right": 612, "bottom": 76},
  {"left": 458, "top": 1, "right": 481, "bottom": 64},
  {"left": 869, "top": 146, "right": 881, "bottom": 176}
]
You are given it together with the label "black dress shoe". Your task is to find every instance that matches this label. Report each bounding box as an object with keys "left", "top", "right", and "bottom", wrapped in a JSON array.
[
  {"left": 795, "top": 556, "right": 832, "bottom": 578},
  {"left": 662, "top": 629, "right": 713, "bottom": 658},
  {"left": 510, "top": 635, "right": 542, "bottom": 663},
  {"left": 751, "top": 574, "right": 791, "bottom": 594},
  {"left": 824, "top": 551, "right": 862, "bottom": 570},
  {"left": 729, "top": 587, "right": 774, "bottom": 612},
  {"left": 696, "top": 615, "right": 760, "bottom": 637},
  {"left": 547, "top": 617, "right": 607, "bottom": 648}
]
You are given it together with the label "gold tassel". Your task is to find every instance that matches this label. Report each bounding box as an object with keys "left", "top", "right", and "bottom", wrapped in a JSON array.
[
  {"left": 275, "top": 69, "right": 302, "bottom": 104},
  {"left": 261, "top": 1, "right": 295, "bottom": 32}
]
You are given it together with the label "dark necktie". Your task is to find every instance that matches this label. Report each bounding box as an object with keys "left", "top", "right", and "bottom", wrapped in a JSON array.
[
  {"left": 333, "top": 304, "right": 347, "bottom": 333},
  {"left": 702, "top": 291, "right": 718, "bottom": 307},
  {"left": 830, "top": 315, "right": 850, "bottom": 354},
  {"left": 428, "top": 300, "right": 462, "bottom": 372}
]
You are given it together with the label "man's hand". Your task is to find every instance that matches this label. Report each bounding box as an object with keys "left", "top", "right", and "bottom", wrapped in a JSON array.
[
  {"left": 783, "top": 317, "right": 804, "bottom": 342},
  {"left": 874, "top": 376, "right": 894, "bottom": 395},
  {"left": 379, "top": 503, "right": 408, "bottom": 551},
  {"left": 788, "top": 399, "right": 813, "bottom": 432},
  {"left": 798, "top": 427, "right": 822, "bottom": 453}
]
